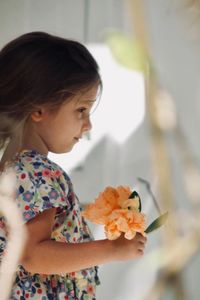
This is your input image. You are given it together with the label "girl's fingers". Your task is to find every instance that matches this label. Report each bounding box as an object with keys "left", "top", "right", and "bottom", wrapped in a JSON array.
[
  {"left": 138, "top": 242, "right": 145, "bottom": 248},
  {"left": 137, "top": 249, "right": 144, "bottom": 255},
  {"left": 136, "top": 238, "right": 145, "bottom": 245},
  {"left": 136, "top": 232, "right": 147, "bottom": 241},
  {"left": 138, "top": 246, "right": 145, "bottom": 254},
  {"left": 137, "top": 238, "right": 147, "bottom": 250},
  {"left": 139, "top": 238, "right": 146, "bottom": 245}
]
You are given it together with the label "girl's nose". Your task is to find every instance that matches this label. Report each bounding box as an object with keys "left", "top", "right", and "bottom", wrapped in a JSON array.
[{"left": 82, "top": 116, "right": 92, "bottom": 132}]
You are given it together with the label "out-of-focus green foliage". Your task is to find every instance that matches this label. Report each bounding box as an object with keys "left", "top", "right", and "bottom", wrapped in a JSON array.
[
  {"left": 145, "top": 212, "right": 169, "bottom": 234},
  {"left": 105, "top": 31, "right": 149, "bottom": 74}
]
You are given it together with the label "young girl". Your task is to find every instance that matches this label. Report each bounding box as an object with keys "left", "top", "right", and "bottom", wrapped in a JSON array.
[{"left": 0, "top": 32, "right": 147, "bottom": 300}]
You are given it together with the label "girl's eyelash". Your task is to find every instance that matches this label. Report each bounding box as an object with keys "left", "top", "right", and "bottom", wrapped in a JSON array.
[{"left": 78, "top": 108, "right": 87, "bottom": 113}]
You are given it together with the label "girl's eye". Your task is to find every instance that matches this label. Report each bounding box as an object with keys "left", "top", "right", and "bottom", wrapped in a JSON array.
[
  {"left": 77, "top": 107, "right": 90, "bottom": 118},
  {"left": 78, "top": 108, "right": 86, "bottom": 113}
]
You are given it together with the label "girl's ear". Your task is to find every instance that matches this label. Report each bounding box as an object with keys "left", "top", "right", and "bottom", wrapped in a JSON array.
[{"left": 30, "top": 107, "right": 49, "bottom": 122}]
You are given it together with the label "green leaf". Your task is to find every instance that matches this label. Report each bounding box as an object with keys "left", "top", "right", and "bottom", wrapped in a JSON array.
[
  {"left": 105, "top": 31, "right": 149, "bottom": 73},
  {"left": 145, "top": 212, "right": 168, "bottom": 234},
  {"left": 129, "top": 190, "right": 142, "bottom": 212}
]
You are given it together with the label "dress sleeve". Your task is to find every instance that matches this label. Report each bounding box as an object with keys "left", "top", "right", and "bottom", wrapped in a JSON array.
[{"left": 15, "top": 163, "right": 70, "bottom": 223}]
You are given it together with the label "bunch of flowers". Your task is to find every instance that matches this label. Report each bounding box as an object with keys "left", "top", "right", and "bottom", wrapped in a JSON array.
[{"left": 82, "top": 185, "right": 168, "bottom": 240}]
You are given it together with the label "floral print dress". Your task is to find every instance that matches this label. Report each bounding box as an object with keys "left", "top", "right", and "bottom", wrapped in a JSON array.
[{"left": 0, "top": 149, "right": 100, "bottom": 300}]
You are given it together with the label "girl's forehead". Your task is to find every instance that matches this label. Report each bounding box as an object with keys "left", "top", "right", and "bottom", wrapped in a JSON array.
[{"left": 74, "top": 85, "right": 99, "bottom": 104}]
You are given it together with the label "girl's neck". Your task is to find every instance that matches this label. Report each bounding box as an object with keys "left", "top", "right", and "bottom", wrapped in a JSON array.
[{"left": 20, "top": 121, "right": 49, "bottom": 156}]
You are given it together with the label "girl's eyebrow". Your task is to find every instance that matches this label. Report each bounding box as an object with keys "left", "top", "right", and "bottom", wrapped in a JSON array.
[{"left": 79, "top": 99, "right": 97, "bottom": 104}]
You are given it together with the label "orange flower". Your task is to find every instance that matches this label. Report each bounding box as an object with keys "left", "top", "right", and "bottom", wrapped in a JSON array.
[
  {"left": 105, "top": 220, "right": 121, "bottom": 240},
  {"left": 116, "top": 186, "right": 132, "bottom": 206},
  {"left": 105, "top": 208, "right": 146, "bottom": 240},
  {"left": 82, "top": 187, "right": 120, "bottom": 224},
  {"left": 82, "top": 185, "right": 146, "bottom": 240}
]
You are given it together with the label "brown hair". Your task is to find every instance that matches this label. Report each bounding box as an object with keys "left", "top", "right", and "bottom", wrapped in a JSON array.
[{"left": 0, "top": 31, "right": 102, "bottom": 150}]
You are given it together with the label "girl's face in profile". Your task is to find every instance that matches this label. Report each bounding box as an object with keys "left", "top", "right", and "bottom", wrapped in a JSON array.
[{"left": 29, "top": 84, "right": 99, "bottom": 154}]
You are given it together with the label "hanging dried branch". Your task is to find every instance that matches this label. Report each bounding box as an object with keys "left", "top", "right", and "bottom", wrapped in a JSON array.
[
  {"left": 184, "top": 0, "right": 200, "bottom": 12},
  {"left": 124, "top": 0, "right": 200, "bottom": 299},
  {"left": 177, "top": 0, "right": 200, "bottom": 30}
]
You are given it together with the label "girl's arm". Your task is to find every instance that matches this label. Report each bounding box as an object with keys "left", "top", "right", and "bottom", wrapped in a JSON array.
[{"left": 20, "top": 208, "right": 146, "bottom": 275}]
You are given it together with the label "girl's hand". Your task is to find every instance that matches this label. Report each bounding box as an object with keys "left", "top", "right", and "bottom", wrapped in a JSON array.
[{"left": 111, "top": 233, "right": 147, "bottom": 261}]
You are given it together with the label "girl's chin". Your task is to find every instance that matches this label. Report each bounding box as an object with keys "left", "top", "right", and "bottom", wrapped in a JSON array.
[
  {"left": 50, "top": 139, "right": 79, "bottom": 154},
  {"left": 49, "top": 146, "right": 72, "bottom": 154}
]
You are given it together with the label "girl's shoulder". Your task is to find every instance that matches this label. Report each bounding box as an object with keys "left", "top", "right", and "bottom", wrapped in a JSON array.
[
  {"left": 11, "top": 149, "right": 70, "bottom": 182},
  {"left": 7, "top": 149, "right": 72, "bottom": 223}
]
